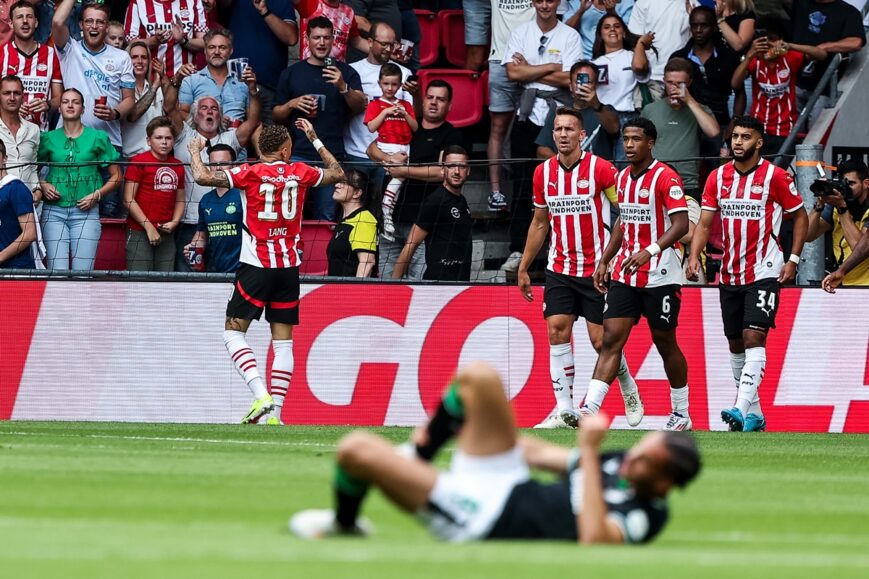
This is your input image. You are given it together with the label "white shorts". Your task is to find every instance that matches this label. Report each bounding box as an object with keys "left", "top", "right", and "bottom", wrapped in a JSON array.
[
  {"left": 418, "top": 446, "right": 530, "bottom": 542},
  {"left": 376, "top": 142, "right": 410, "bottom": 156}
]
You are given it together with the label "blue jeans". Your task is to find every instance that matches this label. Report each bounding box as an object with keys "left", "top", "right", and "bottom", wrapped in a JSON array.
[
  {"left": 378, "top": 222, "right": 426, "bottom": 280},
  {"left": 40, "top": 203, "right": 101, "bottom": 270},
  {"left": 291, "top": 155, "right": 337, "bottom": 221}
]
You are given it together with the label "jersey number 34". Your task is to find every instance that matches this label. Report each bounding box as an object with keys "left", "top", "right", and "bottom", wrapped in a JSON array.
[{"left": 257, "top": 182, "right": 299, "bottom": 221}]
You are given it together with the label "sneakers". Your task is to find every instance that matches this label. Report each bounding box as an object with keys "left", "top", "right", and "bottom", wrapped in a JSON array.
[
  {"left": 533, "top": 412, "right": 574, "bottom": 429},
  {"left": 289, "top": 509, "right": 372, "bottom": 539},
  {"left": 382, "top": 214, "right": 396, "bottom": 242},
  {"left": 664, "top": 412, "right": 692, "bottom": 431},
  {"left": 559, "top": 408, "right": 581, "bottom": 429},
  {"left": 242, "top": 395, "right": 274, "bottom": 424},
  {"left": 743, "top": 413, "right": 767, "bottom": 432},
  {"left": 720, "top": 407, "right": 745, "bottom": 431},
  {"left": 488, "top": 190, "right": 508, "bottom": 212},
  {"left": 500, "top": 251, "right": 523, "bottom": 273},
  {"left": 622, "top": 392, "right": 644, "bottom": 427}
]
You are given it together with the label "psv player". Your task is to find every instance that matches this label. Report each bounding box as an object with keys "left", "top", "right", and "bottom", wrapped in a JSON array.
[
  {"left": 188, "top": 120, "right": 344, "bottom": 424},
  {"left": 517, "top": 107, "right": 639, "bottom": 430},
  {"left": 588, "top": 118, "right": 692, "bottom": 431},
  {"left": 688, "top": 115, "right": 808, "bottom": 432}
]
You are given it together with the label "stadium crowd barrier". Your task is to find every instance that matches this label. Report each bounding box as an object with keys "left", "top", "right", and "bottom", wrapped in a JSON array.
[{"left": 1, "top": 280, "right": 867, "bottom": 433}]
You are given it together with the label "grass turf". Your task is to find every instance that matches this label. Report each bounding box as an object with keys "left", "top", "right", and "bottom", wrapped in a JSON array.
[{"left": 1, "top": 422, "right": 868, "bottom": 578}]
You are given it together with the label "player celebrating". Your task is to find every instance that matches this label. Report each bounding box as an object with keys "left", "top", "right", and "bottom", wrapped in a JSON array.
[
  {"left": 289, "top": 362, "right": 701, "bottom": 543},
  {"left": 688, "top": 116, "right": 808, "bottom": 432},
  {"left": 188, "top": 120, "right": 344, "bottom": 425},
  {"left": 517, "top": 107, "right": 639, "bottom": 430},
  {"left": 586, "top": 118, "right": 691, "bottom": 431}
]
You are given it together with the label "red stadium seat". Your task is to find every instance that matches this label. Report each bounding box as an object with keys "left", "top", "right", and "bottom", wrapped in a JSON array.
[
  {"left": 415, "top": 10, "right": 439, "bottom": 68},
  {"left": 438, "top": 9, "right": 468, "bottom": 68},
  {"left": 94, "top": 218, "right": 127, "bottom": 271},
  {"left": 417, "top": 69, "right": 485, "bottom": 128},
  {"left": 299, "top": 220, "right": 335, "bottom": 276}
]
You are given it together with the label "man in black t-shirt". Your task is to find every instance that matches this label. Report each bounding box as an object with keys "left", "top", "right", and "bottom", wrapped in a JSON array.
[
  {"left": 391, "top": 146, "right": 473, "bottom": 281},
  {"left": 289, "top": 361, "right": 701, "bottom": 543},
  {"left": 367, "top": 80, "right": 464, "bottom": 279}
]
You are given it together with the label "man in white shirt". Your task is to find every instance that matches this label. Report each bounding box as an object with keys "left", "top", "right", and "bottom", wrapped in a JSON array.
[
  {"left": 0, "top": 75, "right": 39, "bottom": 196},
  {"left": 343, "top": 21, "right": 414, "bottom": 193},
  {"left": 500, "top": 0, "right": 581, "bottom": 271},
  {"left": 628, "top": 0, "right": 695, "bottom": 98}
]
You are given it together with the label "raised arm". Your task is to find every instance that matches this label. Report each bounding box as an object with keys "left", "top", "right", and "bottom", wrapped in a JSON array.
[
  {"left": 295, "top": 118, "right": 344, "bottom": 185},
  {"left": 236, "top": 67, "right": 263, "bottom": 148},
  {"left": 253, "top": 0, "right": 299, "bottom": 46},
  {"left": 187, "top": 138, "right": 232, "bottom": 188},
  {"left": 52, "top": 0, "right": 76, "bottom": 49},
  {"left": 518, "top": 435, "right": 571, "bottom": 474}
]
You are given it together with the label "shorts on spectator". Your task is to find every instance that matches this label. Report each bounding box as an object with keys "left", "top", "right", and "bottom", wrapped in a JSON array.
[
  {"left": 604, "top": 281, "right": 682, "bottom": 330},
  {"left": 463, "top": 0, "right": 492, "bottom": 45},
  {"left": 543, "top": 271, "right": 604, "bottom": 324},
  {"left": 226, "top": 263, "right": 300, "bottom": 325},
  {"left": 718, "top": 278, "right": 779, "bottom": 339},
  {"left": 376, "top": 142, "right": 410, "bottom": 157},
  {"left": 488, "top": 61, "right": 523, "bottom": 113}
]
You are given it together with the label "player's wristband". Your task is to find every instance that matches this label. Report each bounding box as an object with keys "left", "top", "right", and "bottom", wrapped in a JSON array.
[
  {"left": 312, "top": 138, "right": 324, "bottom": 152},
  {"left": 645, "top": 242, "right": 662, "bottom": 256},
  {"left": 788, "top": 254, "right": 801, "bottom": 265}
]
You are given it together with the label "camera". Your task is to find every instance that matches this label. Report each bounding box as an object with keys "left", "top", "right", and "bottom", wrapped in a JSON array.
[{"left": 810, "top": 178, "right": 852, "bottom": 199}]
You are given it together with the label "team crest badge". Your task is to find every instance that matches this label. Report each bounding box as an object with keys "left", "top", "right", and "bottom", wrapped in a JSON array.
[
  {"left": 277, "top": 167, "right": 284, "bottom": 174},
  {"left": 751, "top": 184, "right": 764, "bottom": 194},
  {"left": 669, "top": 186, "right": 684, "bottom": 200},
  {"left": 105, "top": 62, "right": 115, "bottom": 72},
  {"left": 226, "top": 203, "right": 237, "bottom": 214},
  {"left": 777, "top": 70, "right": 789, "bottom": 79},
  {"left": 639, "top": 189, "right": 650, "bottom": 199},
  {"left": 37, "top": 64, "right": 48, "bottom": 72},
  {"left": 180, "top": 9, "right": 190, "bottom": 18},
  {"left": 578, "top": 180, "right": 589, "bottom": 189}
]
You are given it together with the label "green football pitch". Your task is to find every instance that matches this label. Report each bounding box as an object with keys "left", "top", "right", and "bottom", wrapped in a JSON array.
[{"left": 1, "top": 422, "right": 868, "bottom": 579}]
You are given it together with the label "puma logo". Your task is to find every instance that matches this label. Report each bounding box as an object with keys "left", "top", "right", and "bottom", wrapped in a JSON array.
[{"left": 660, "top": 314, "right": 671, "bottom": 323}]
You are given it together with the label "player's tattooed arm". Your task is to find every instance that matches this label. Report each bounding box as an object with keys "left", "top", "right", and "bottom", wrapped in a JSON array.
[
  {"left": 188, "top": 138, "right": 231, "bottom": 188},
  {"left": 295, "top": 118, "right": 345, "bottom": 185}
]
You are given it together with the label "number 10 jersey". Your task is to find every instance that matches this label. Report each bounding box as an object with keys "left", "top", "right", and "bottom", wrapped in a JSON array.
[{"left": 225, "top": 161, "right": 323, "bottom": 268}]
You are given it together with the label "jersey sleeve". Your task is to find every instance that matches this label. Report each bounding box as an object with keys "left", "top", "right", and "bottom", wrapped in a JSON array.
[
  {"left": 596, "top": 159, "right": 619, "bottom": 205},
  {"left": 119, "top": 53, "right": 135, "bottom": 90},
  {"left": 196, "top": 197, "right": 208, "bottom": 232},
  {"left": 125, "top": 155, "right": 144, "bottom": 182},
  {"left": 96, "top": 131, "right": 120, "bottom": 166},
  {"left": 179, "top": 76, "right": 194, "bottom": 105},
  {"left": 701, "top": 169, "right": 720, "bottom": 212},
  {"left": 532, "top": 163, "right": 546, "bottom": 209},
  {"left": 363, "top": 100, "right": 381, "bottom": 126},
  {"left": 772, "top": 169, "right": 804, "bottom": 213},
  {"left": 224, "top": 163, "right": 252, "bottom": 190},
  {"left": 193, "top": 0, "right": 208, "bottom": 33},
  {"left": 10, "top": 181, "right": 33, "bottom": 217},
  {"left": 349, "top": 212, "right": 377, "bottom": 253},
  {"left": 123, "top": 2, "right": 142, "bottom": 41},
  {"left": 296, "top": 162, "right": 324, "bottom": 188},
  {"left": 660, "top": 170, "right": 688, "bottom": 215},
  {"left": 345, "top": 64, "right": 363, "bottom": 91},
  {"left": 50, "top": 51, "right": 62, "bottom": 83}
]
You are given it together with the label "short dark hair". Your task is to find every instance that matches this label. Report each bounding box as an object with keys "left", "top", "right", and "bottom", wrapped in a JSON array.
[
  {"left": 731, "top": 115, "right": 764, "bottom": 137},
  {"left": 10, "top": 0, "right": 36, "bottom": 19},
  {"left": 441, "top": 145, "right": 468, "bottom": 161},
  {"left": 555, "top": 106, "right": 584, "bottom": 128},
  {"left": 208, "top": 143, "right": 237, "bottom": 161},
  {"left": 81, "top": 2, "right": 111, "bottom": 19},
  {"left": 689, "top": 5, "right": 717, "bottom": 23},
  {"left": 0, "top": 74, "right": 24, "bottom": 91},
  {"left": 427, "top": 79, "right": 453, "bottom": 102},
  {"left": 662, "top": 432, "right": 701, "bottom": 488},
  {"left": 623, "top": 117, "right": 657, "bottom": 140},
  {"left": 379, "top": 62, "right": 402, "bottom": 81},
  {"left": 307, "top": 15, "right": 334, "bottom": 35},
  {"left": 838, "top": 159, "right": 869, "bottom": 181},
  {"left": 756, "top": 15, "right": 787, "bottom": 40},
  {"left": 259, "top": 125, "right": 291, "bottom": 155},
  {"left": 570, "top": 60, "right": 599, "bottom": 82},
  {"left": 146, "top": 116, "right": 176, "bottom": 138},
  {"left": 204, "top": 28, "right": 233, "bottom": 45},
  {"left": 665, "top": 57, "right": 694, "bottom": 79}
]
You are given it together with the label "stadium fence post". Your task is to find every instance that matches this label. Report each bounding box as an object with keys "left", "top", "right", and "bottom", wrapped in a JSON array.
[{"left": 794, "top": 143, "right": 826, "bottom": 286}]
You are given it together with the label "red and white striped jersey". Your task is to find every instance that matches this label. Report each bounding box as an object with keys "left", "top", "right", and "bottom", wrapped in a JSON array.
[
  {"left": 297, "top": 0, "right": 359, "bottom": 61},
  {"left": 224, "top": 161, "right": 323, "bottom": 269},
  {"left": 612, "top": 161, "right": 688, "bottom": 288},
  {"left": 0, "top": 42, "right": 62, "bottom": 130},
  {"left": 748, "top": 51, "right": 805, "bottom": 137},
  {"left": 124, "top": 0, "right": 207, "bottom": 78},
  {"left": 532, "top": 152, "right": 618, "bottom": 277},
  {"left": 702, "top": 159, "right": 804, "bottom": 286}
]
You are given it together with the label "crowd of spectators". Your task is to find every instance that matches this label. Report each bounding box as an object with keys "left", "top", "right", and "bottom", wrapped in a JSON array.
[{"left": 0, "top": 0, "right": 865, "bottom": 284}]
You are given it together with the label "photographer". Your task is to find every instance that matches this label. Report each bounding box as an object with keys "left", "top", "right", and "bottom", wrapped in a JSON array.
[{"left": 807, "top": 159, "right": 869, "bottom": 286}]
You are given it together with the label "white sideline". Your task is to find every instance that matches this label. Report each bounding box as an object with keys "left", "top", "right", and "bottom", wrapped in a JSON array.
[{"left": 0, "top": 430, "right": 338, "bottom": 449}]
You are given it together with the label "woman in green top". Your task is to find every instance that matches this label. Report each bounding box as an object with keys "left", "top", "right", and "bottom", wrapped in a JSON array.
[{"left": 38, "top": 88, "right": 121, "bottom": 270}]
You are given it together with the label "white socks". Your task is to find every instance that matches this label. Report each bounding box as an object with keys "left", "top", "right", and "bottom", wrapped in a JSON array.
[
  {"left": 224, "top": 330, "right": 268, "bottom": 399},
  {"left": 583, "top": 379, "right": 610, "bottom": 414},
  {"left": 670, "top": 386, "right": 689, "bottom": 415},
  {"left": 730, "top": 351, "right": 761, "bottom": 416},
  {"left": 382, "top": 178, "right": 404, "bottom": 213},
  {"left": 271, "top": 339, "right": 294, "bottom": 412},
  {"left": 616, "top": 354, "right": 637, "bottom": 396},
  {"left": 549, "top": 342, "right": 575, "bottom": 412},
  {"left": 736, "top": 347, "right": 766, "bottom": 416}
]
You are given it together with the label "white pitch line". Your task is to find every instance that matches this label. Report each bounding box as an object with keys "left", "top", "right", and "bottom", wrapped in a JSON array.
[{"left": 0, "top": 431, "right": 338, "bottom": 449}]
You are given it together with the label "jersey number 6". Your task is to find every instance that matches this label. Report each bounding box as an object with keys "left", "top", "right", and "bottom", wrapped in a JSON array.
[{"left": 258, "top": 182, "right": 299, "bottom": 221}]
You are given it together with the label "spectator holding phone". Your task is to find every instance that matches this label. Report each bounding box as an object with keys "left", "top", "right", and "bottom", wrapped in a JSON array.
[
  {"left": 731, "top": 18, "right": 827, "bottom": 157},
  {"left": 364, "top": 63, "right": 417, "bottom": 241},
  {"left": 273, "top": 16, "right": 366, "bottom": 220}
]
